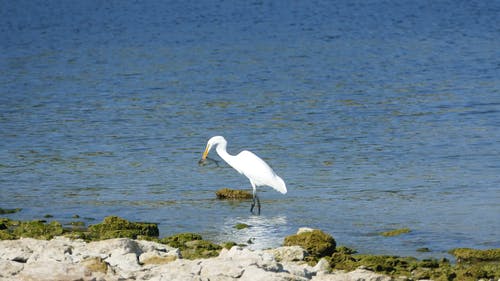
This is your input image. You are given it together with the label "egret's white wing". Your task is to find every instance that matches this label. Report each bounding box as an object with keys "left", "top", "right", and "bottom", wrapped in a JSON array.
[{"left": 233, "top": 150, "right": 287, "bottom": 194}]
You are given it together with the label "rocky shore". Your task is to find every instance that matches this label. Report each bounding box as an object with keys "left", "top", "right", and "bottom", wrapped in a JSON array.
[
  {"left": 1, "top": 215, "right": 499, "bottom": 281},
  {"left": 0, "top": 236, "right": 392, "bottom": 281}
]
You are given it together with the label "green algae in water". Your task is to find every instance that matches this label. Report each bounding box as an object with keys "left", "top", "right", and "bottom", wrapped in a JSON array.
[
  {"left": 417, "top": 247, "right": 431, "bottom": 253},
  {"left": 380, "top": 227, "right": 411, "bottom": 237},
  {"left": 0, "top": 208, "right": 22, "bottom": 214},
  {"left": 215, "top": 188, "right": 253, "bottom": 199},
  {"left": 234, "top": 223, "right": 250, "bottom": 230}
]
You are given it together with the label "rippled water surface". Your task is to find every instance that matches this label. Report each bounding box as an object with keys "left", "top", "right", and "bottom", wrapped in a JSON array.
[{"left": 1, "top": 0, "right": 499, "bottom": 258}]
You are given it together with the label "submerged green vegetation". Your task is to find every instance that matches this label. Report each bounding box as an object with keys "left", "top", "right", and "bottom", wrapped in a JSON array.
[
  {"left": 234, "top": 223, "right": 250, "bottom": 230},
  {"left": 1, "top": 215, "right": 498, "bottom": 279},
  {"left": 0, "top": 208, "right": 22, "bottom": 215},
  {"left": 380, "top": 227, "right": 411, "bottom": 237},
  {"left": 215, "top": 188, "right": 253, "bottom": 199}
]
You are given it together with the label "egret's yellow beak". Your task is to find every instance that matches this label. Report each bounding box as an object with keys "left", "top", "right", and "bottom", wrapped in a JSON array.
[{"left": 201, "top": 144, "right": 211, "bottom": 161}]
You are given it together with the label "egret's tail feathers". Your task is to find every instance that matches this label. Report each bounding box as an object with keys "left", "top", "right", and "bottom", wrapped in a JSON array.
[{"left": 272, "top": 176, "right": 287, "bottom": 194}]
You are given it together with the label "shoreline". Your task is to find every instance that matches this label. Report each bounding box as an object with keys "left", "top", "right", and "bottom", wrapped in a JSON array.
[
  {"left": 0, "top": 236, "right": 395, "bottom": 281},
  {"left": 1, "top": 216, "right": 499, "bottom": 280}
]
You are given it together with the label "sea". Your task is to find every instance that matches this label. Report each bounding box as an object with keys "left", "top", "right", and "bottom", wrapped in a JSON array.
[{"left": 1, "top": 0, "right": 499, "bottom": 259}]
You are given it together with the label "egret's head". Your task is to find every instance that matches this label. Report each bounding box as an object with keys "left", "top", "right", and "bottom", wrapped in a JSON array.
[{"left": 201, "top": 136, "right": 226, "bottom": 161}]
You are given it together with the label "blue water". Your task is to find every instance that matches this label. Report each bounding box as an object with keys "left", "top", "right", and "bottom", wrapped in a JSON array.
[{"left": 1, "top": 0, "right": 499, "bottom": 259}]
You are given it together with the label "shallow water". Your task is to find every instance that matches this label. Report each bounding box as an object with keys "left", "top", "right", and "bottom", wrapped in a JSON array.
[{"left": 1, "top": 0, "right": 499, "bottom": 259}]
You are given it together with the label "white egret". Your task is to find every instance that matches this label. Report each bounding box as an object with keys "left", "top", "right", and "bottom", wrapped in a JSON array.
[{"left": 199, "top": 136, "right": 287, "bottom": 215}]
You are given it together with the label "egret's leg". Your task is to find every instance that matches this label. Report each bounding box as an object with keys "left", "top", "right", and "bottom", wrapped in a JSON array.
[
  {"left": 256, "top": 194, "right": 261, "bottom": 215},
  {"left": 250, "top": 183, "right": 260, "bottom": 215}
]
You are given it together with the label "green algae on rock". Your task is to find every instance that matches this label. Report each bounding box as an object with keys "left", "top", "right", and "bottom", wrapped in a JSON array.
[
  {"left": 327, "top": 247, "right": 500, "bottom": 281},
  {"left": 12, "top": 220, "right": 64, "bottom": 239},
  {"left": 417, "top": 247, "right": 431, "bottom": 252},
  {"left": 0, "top": 207, "right": 22, "bottom": 214},
  {"left": 215, "top": 188, "right": 253, "bottom": 199},
  {"left": 88, "top": 216, "right": 159, "bottom": 240},
  {"left": 234, "top": 223, "right": 250, "bottom": 230},
  {"left": 160, "top": 232, "right": 222, "bottom": 259},
  {"left": 160, "top": 232, "right": 203, "bottom": 248},
  {"left": 283, "top": 229, "right": 336, "bottom": 261},
  {"left": 380, "top": 227, "right": 411, "bottom": 237},
  {"left": 450, "top": 248, "right": 500, "bottom": 263},
  {"left": 222, "top": 241, "right": 238, "bottom": 249}
]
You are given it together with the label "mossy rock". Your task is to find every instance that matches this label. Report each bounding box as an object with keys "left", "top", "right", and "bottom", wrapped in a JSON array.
[
  {"left": 182, "top": 240, "right": 222, "bottom": 259},
  {"left": 0, "top": 208, "right": 22, "bottom": 214},
  {"left": 234, "top": 223, "right": 250, "bottom": 230},
  {"left": 450, "top": 248, "right": 500, "bottom": 263},
  {"left": 0, "top": 230, "right": 16, "bottom": 240},
  {"left": 222, "top": 241, "right": 238, "bottom": 249},
  {"left": 160, "top": 232, "right": 203, "bottom": 248},
  {"left": 160, "top": 232, "right": 222, "bottom": 259},
  {"left": 88, "top": 216, "right": 159, "bottom": 240},
  {"left": 354, "top": 255, "right": 418, "bottom": 274},
  {"left": 283, "top": 229, "right": 336, "bottom": 260},
  {"left": 12, "top": 220, "right": 63, "bottom": 240},
  {"left": 380, "top": 228, "right": 411, "bottom": 237},
  {"left": 216, "top": 188, "right": 253, "bottom": 199}
]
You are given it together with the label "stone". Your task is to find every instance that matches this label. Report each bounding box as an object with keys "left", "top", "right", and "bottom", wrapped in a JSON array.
[
  {"left": 0, "top": 260, "right": 24, "bottom": 278},
  {"left": 297, "top": 227, "right": 315, "bottom": 234},
  {"left": 139, "top": 251, "right": 177, "bottom": 264},
  {"left": 313, "top": 257, "right": 331, "bottom": 273},
  {"left": 283, "top": 229, "right": 336, "bottom": 259},
  {"left": 0, "top": 238, "right": 38, "bottom": 263},
  {"left": 0, "top": 236, "right": 399, "bottom": 281},
  {"left": 199, "top": 258, "right": 245, "bottom": 279},
  {"left": 311, "top": 268, "right": 392, "bottom": 281},
  {"left": 267, "top": 245, "right": 307, "bottom": 262},
  {"left": 88, "top": 216, "right": 159, "bottom": 240},
  {"left": 17, "top": 260, "right": 87, "bottom": 281}
]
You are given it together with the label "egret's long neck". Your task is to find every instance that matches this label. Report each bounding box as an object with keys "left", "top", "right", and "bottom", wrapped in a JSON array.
[{"left": 215, "top": 141, "right": 237, "bottom": 168}]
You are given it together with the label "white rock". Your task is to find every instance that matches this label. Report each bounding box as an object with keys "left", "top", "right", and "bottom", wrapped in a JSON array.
[
  {"left": 17, "top": 260, "right": 87, "bottom": 281},
  {"left": 281, "top": 261, "right": 314, "bottom": 279},
  {"left": 0, "top": 260, "right": 24, "bottom": 277},
  {"left": 139, "top": 251, "right": 177, "bottom": 264},
  {"left": 83, "top": 238, "right": 141, "bottom": 257},
  {"left": 199, "top": 258, "right": 245, "bottom": 279},
  {"left": 239, "top": 265, "right": 308, "bottom": 281},
  {"left": 150, "top": 259, "right": 203, "bottom": 281},
  {"left": 267, "top": 245, "right": 307, "bottom": 262},
  {"left": 136, "top": 239, "right": 179, "bottom": 256},
  {"left": 312, "top": 268, "right": 392, "bottom": 281},
  {"left": 0, "top": 237, "right": 396, "bottom": 281},
  {"left": 26, "top": 237, "right": 76, "bottom": 263},
  {"left": 297, "top": 227, "right": 315, "bottom": 234},
  {"left": 105, "top": 251, "right": 141, "bottom": 274},
  {"left": 313, "top": 257, "right": 331, "bottom": 273}
]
